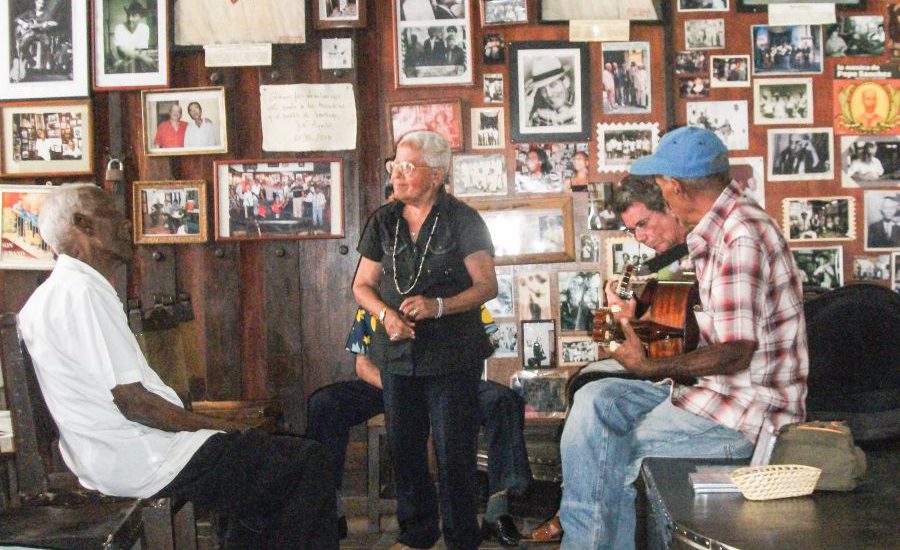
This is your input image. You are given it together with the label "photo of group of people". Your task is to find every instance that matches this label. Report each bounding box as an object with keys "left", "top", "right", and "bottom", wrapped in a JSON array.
[
  {"left": 710, "top": 55, "right": 749, "bottom": 87},
  {"left": 852, "top": 254, "right": 891, "bottom": 281},
  {"left": 685, "top": 19, "right": 725, "bottom": 50},
  {"left": 597, "top": 123, "right": 658, "bottom": 172},
  {"left": 600, "top": 42, "right": 651, "bottom": 114},
  {"left": 558, "top": 337, "right": 598, "bottom": 367},
  {"left": 840, "top": 135, "right": 898, "bottom": 188},
  {"left": 752, "top": 24, "right": 823, "bottom": 75},
  {"left": 471, "top": 107, "right": 504, "bottom": 149},
  {"left": 12, "top": 110, "right": 83, "bottom": 162},
  {"left": 753, "top": 78, "right": 813, "bottom": 124},
  {"left": 679, "top": 76, "right": 710, "bottom": 98},
  {"left": 678, "top": 0, "right": 728, "bottom": 11},
  {"left": 514, "top": 142, "right": 588, "bottom": 193},
  {"left": 687, "top": 100, "right": 749, "bottom": 150},
  {"left": 137, "top": 184, "right": 202, "bottom": 240},
  {"left": 397, "top": 0, "right": 471, "bottom": 85},
  {"left": 825, "top": 15, "right": 885, "bottom": 57},
  {"left": 483, "top": 0, "right": 527, "bottom": 26},
  {"left": 451, "top": 153, "right": 506, "bottom": 197},
  {"left": 784, "top": 197, "right": 854, "bottom": 241},
  {"left": 0, "top": 186, "right": 52, "bottom": 269},
  {"left": 675, "top": 50, "right": 708, "bottom": 74}
]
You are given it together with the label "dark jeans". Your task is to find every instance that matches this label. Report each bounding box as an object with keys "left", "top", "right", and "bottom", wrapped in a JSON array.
[{"left": 153, "top": 429, "right": 338, "bottom": 550}]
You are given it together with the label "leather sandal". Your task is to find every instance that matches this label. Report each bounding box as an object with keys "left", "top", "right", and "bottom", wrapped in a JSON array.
[{"left": 523, "top": 513, "right": 562, "bottom": 543}]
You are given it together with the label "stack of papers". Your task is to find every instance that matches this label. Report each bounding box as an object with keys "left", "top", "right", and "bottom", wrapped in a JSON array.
[{"left": 689, "top": 465, "right": 741, "bottom": 494}]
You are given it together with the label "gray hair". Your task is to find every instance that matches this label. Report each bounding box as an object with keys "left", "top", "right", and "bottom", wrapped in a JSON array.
[
  {"left": 611, "top": 175, "right": 667, "bottom": 216},
  {"left": 666, "top": 170, "right": 731, "bottom": 193},
  {"left": 39, "top": 183, "right": 104, "bottom": 255},
  {"left": 397, "top": 130, "right": 451, "bottom": 171}
]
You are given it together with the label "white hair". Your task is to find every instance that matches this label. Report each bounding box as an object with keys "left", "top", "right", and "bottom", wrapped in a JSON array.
[
  {"left": 398, "top": 130, "right": 451, "bottom": 171},
  {"left": 39, "top": 183, "right": 103, "bottom": 254}
]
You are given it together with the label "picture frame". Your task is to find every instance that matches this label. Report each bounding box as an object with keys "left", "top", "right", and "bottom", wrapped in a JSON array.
[
  {"left": 0, "top": 99, "right": 93, "bottom": 178},
  {"left": 132, "top": 180, "right": 207, "bottom": 244},
  {"left": 825, "top": 16, "right": 885, "bottom": 57},
  {"left": 731, "top": 156, "right": 766, "bottom": 208},
  {"left": 173, "top": 0, "right": 307, "bottom": 46},
  {"left": 520, "top": 319, "right": 555, "bottom": 369},
  {"left": 605, "top": 235, "right": 657, "bottom": 280},
  {"left": 490, "top": 321, "right": 518, "bottom": 357},
  {"left": 473, "top": 196, "right": 574, "bottom": 265},
  {"left": 483, "top": 73, "right": 504, "bottom": 103},
  {"left": 753, "top": 78, "right": 814, "bottom": 125},
  {"left": 486, "top": 271, "right": 515, "bottom": 318},
  {"left": 678, "top": 77, "right": 710, "bottom": 98},
  {"left": 600, "top": 42, "right": 652, "bottom": 115},
  {"left": 0, "top": 183, "right": 55, "bottom": 270},
  {"left": 863, "top": 189, "right": 900, "bottom": 251},
  {"left": 893, "top": 252, "right": 900, "bottom": 292},
  {"left": 851, "top": 254, "right": 891, "bottom": 281},
  {"left": 839, "top": 135, "right": 899, "bottom": 188},
  {"left": 686, "top": 101, "right": 749, "bottom": 150},
  {"left": 92, "top": 0, "right": 168, "bottom": 91},
  {"left": 751, "top": 24, "right": 823, "bottom": 76},
  {"left": 517, "top": 270, "right": 551, "bottom": 320},
  {"left": 767, "top": 128, "right": 834, "bottom": 181},
  {"left": 738, "top": 0, "right": 864, "bottom": 13},
  {"left": 214, "top": 158, "right": 345, "bottom": 241},
  {"left": 481, "top": 0, "right": 528, "bottom": 26},
  {"left": 1, "top": 0, "right": 89, "bottom": 100},
  {"left": 514, "top": 142, "right": 589, "bottom": 193},
  {"left": 685, "top": 19, "right": 725, "bottom": 50},
  {"left": 537, "top": 0, "right": 664, "bottom": 23},
  {"left": 510, "top": 369, "right": 569, "bottom": 419},
  {"left": 587, "top": 182, "right": 622, "bottom": 230},
  {"left": 558, "top": 271, "right": 601, "bottom": 333},
  {"left": 483, "top": 33, "right": 505, "bottom": 64},
  {"left": 558, "top": 336, "right": 598, "bottom": 367},
  {"left": 509, "top": 41, "right": 591, "bottom": 143},
  {"left": 678, "top": 0, "right": 729, "bottom": 12},
  {"left": 833, "top": 80, "right": 899, "bottom": 136},
  {"left": 393, "top": 0, "right": 474, "bottom": 88},
  {"left": 791, "top": 246, "right": 844, "bottom": 291},
  {"left": 470, "top": 107, "right": 505, "bottom": 150},
  {"left": 312, "top": 0, "right": 366, "bottom": 30},
  {"left": 596, "top": 122, "right": 659, "bottom": 173},
  {"left": 320, "top": 37, "right": 355, "bottom": 71},
  {"left": 387, "top": 99, "right": 464, "bottom": 152},
  {"left": 710, "top": 55, "right": 750, "bottom": 88},
  {"left": 782, "top": 196, "right": 856, "bottom": 242},
  {"left": 579, "top": 233, "right": 600, "bottom": 262},
  {"left": 451, "top": 153, "right": 507, "bottom": 197},
  {"left": 142, "top": 87, "right": 227, "bottom": 157},
  {"left": 675, "top": 51, "right": 709, "bottom": 75}
]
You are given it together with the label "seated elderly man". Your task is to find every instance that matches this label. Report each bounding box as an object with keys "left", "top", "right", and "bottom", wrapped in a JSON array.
[{"left": 18, "top": 184, "right": 338, "bottom": 550}]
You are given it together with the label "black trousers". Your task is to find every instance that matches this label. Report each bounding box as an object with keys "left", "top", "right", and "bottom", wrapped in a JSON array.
[{"left": 153, "top": 429, "right": 339, "bottom": 550}]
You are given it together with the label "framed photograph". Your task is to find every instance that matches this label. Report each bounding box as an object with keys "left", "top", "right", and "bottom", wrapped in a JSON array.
[
  {"left": 685, "top": 19, "right": 725, "bottom": 50},
  {"left": 321, "top": 37, "right": 354, "bottom": 71},
  {"left": 792, "top": 246, "right": 844, "bottom": 290},
  {"left": 825, "top": 16, "right": 884, "bottom": 57},
  {"left": 483, "top": 33, "right": 505, "bottom": 64},
  {"left": 833, "top": 80, "right": 899, "bottom": 136},
  {"left": 596, "top": 122, "right": 659, "bottom": 173},
  {"left": 839, "top": 135, "right": 899, "bottom": 188},
  {"left": 214, "top": 158, "right": 345, "bottom": 241},
  {"left": 894, "top": 252, "right": 900, "bottom": 291},
  {"left": 470, "top": 107, "right": 505, "bottom": 150},
  {"left": 509, "top": 41, "right": 591, "bottom": 143},
  {"left": 484, "top": 73, "right": 504, "bottom": 103},
  {"left": 132, "top": 180, "right": 207, "bottom": 244},
  {"left": 891, "top": 4, "right": 900, "bottom": 61},
  {"left": 851, "top": 254, "right": 891, "bottom": 281},
  {"left": 782, "top": 196, "right": 856, "bottom": 242},
  {"left": 678, "top": 0, "right": 729, "bottom": 11},
  {"left": 174, "top": 0, "right": 307, "bottom": 45},
  {"left": 686, "top": 101, "right": 749, "bottom": 150},
  {"left": 0, "top": 100, "right": 93, "bottom": 178},
  {"left": 517, "top": 270, "right": 551, "bottom": 320},
  {"left": 490, "top": 321, "right": 518, "bottom": 358},
  {"left": 675, "top": 51, "right": 709, "bottom": 75},
  {"left": 600, "top": 42, "right": 651, "bottom": 115},
  {"left": 587, "top": 182, "right": 622, "bottom": 230},
  {"left": 579, "top": 233, "right": 600, "bottom": 262},
  {"left": 511, "top": 369, "right": 568, "bottom": 418},
  {"left": 313, "top": 0, "right": 366, "bottom": 29},
  {"left": 387, "top": 99, "right": 463, "bottom": 152},
  {"left": 0, "top": 184, "right": 54, "bottom": 270},
  {"left": 739, "top": 0, "right": 863, "bottom": 12},
  {"left": 863, "top": 190, "right": 900, "bottom": 250},
  {"left": 514, "top": 142, "right": 588, "bottom": 193},
  {"left": 768, "top": 128, "right": 834, "bottom": 181},
  {"left": 486, "top": 271, "right": 515, "bottom": 318},
  {"left": 731, "top": 156, "right": 766, "bottom": 208},
  {"left": 753, "top": 78, "right": 813, "bottom": 125},
  {"left": 142, "top": 87, "right": 227, "bottom": 156},
  {"left": 558, "top": 336, "right": 598, "bottom": 367},
  {"left": 451, "top": 153, "right": 507, "bottom": 197},
  {"left": 751, "top": 25, "right": 823, "bottom": 76},
  {"left": 92, "top": 0, "right": 168, "bottom": 90},
  {"left": 605, "top": 235, "right": 656, "bottom": 280},
  {"left": 520, "top": 319, "right": 555, "bottom": 369},
  {"left": 393, "top": 0, "right": 473, "bottom": 88},
  {"left": 1, "top": 1, "right": 88, "bottom": 100},
  {"left": 474, "top": 197, "right": 574, "bottom": 265},
  {"left": 482, "top": 0, "right": 527, "bottom": 26},
  {"left": 678, "top": 77, "right": 710, "bottom": 98},
  {"left": 710, "top": 55, "right": 750, "bottom": 88},
  {"left": 558, "top": 271, "right": 601, "bottom": 332}
]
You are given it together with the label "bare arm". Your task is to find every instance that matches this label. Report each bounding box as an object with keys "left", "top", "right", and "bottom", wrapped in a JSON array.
[
  {"left": 398, "top": 250, "right": 498, "bottom": 320},
  {"left": 352, "top": 256, "right": 415, "bottom": 340},
  {"left": 111, "top": 383, "right": 247, "bottom": 432},
  {"left": 354, "top": 355, "right": 383, "bottom": 389}
]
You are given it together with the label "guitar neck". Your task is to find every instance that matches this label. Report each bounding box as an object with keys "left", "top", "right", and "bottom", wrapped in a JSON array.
[{"left": 615, "top": 263, "right": 636, "bottom": 300}]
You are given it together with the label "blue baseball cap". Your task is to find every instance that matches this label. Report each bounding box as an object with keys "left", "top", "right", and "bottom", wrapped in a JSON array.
[{"left": 629, "top": 126, "right": 729, "bottom": 178}]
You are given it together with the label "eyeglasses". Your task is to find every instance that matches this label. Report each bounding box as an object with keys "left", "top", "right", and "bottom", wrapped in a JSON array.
[
  {"left": 386, "top": 161, "right": 431, "bottom": 176},
  {"left": 622, "top": 212, "right": 656, "bottom": 238}
]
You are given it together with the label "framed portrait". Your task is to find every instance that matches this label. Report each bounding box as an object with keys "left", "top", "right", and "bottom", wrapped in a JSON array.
[
  {"left": 173, "top": 0, "right": 307, "bottom": 46},
  {"left": 605, "top": 235, "right": 657, "bottom": 280},
  {"left": 739, "top": 0, "right": 863, "bottom": 12},
  {"left": 92, "top": 0, "right": 168, "bottom": 90},
  {"left": 731, "top": 156, "right": 766, "bottom": 208},
  {"left": 675, "top": 51, "right": 709, "bottom": 75},
  {"left": 851, "top": 254, "right": 891, "bottom": 281},
  {"left": 470, "top": 107, "right": 505, "bottom": 150},
  {"left": 753, "top": 78, "right": 813, "bottom": 125},
  {"left": 517, "top": 270, "right": 551, "bottom": 321},
  {"left": 678, "top": 77, "right": 710, "bottom": 98},
  {"left": 792, "top": 246, "right": 844, "bottom": 291},
  {"left": 132, "top": 180, "right": 207, "bottom": 244},
  {"left": 833, "top": 80, "right": 899, "bottom": 136},
  {"left": 387, "top": 99, "right": 463, "bottom": 152},
  {"left": 0, "top": 0, "right": 89, "bottom": 100},
  {"left": 863, "top": 190, "right": 900, "bottom": 251},
  {"left": 538, "top": 0, "right": 663, "bottom": 23},
  {"left": 600, "top": 42, "right": 651, "bottom": 115},
  {"left": 587, "top": 182, "right": 622, "bottom": 230},
  {"left": 486, "top": 271, "right": 515, "bottom": 318},
  {"left": 490, "top": 321, "right": 518, "bottom": 358},
  {"left": 509, "top": 41, "right": 591, "bottom": 143},
  {"left": 686, "top": 100, "right": 749, "bottom": 150},
  {"left": 558, "top": 271, "right": 601, "bottom": 333},
  {"left": 751, "top": 25, "right": 823, "bottom": 76},
  {"left": 825, "top": 16, "right": 884, "bottom": 57},
  {"left": 685, "top": 19, "right": 725, "bottom": 50},
  {"left": 767, "top": 128, "right": 834, "bottom": 181},
  {"left": 481, "top": 0, "right": 527, "bottom": 26},
  {"left": 596, "top": 122, "right": 659, "bottom": 173},
  {"left": 579, "top": 233, "right": 600, "bottom": 262},
  {"left": 514, "top": 142, "right": 589, "bottom": 193},
  {"left": 312, "top": 0, "right": 366, "bottom": 30},
  {"left": 0, "top": 184, "right": 55, "bottom": 270},
  {"left": 782, "top": 196, "right": 856, "bottom": 242},
  {"left": 839, "top": 135, "right": 899, "bottom": 188},
  {"left": 510, "top": 369, "right": 569, "bottom": 419},
  {"left": 710, "top": 55, "right": 750, "bottom": 88},
  {"left": 0, "top": 100, "right": 93, "bottom": 178},
  {"left": 483, "top": 33, "right": 505, "bottom": 64},
  {"left": 451, "top": 153, "right": 507, "bottom": 197},
  {"left": 214, "top": 158, "right": 345, "bottom": 241},
  {"left": 393, "top": 0, "right": 473, "bottom": 88},
  {"left": 558, "top": 336, "right": 598, "bottom": 367},
  {"left": 484, "top": 73, "right": 504, "bottom": 103},
  {"left": 320, "top": 37, "right": 355, "bottom": 71},
  {"left": 520, "top": 319, "right": 555, "bottom": 369},
  {"left": 142, "top": 87, "right": 227, "bottom": 157},
  {"left": 474, "top": 196, "right": 574, "bottom": 265},
  {"left": 678, "top": 0, "right": 729, "bottom": 11}
]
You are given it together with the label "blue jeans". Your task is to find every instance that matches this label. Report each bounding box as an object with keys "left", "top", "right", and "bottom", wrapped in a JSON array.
[{"left": 559, "top": 379, "right": 754, "bottom": 550}]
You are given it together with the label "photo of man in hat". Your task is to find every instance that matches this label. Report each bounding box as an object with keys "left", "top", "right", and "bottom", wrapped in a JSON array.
[
  {"left": 524, "top": 55, "right": 576, "bottom": 128},
  {"left": 108, "top": 0, "right": 158, "bottom": 74}
]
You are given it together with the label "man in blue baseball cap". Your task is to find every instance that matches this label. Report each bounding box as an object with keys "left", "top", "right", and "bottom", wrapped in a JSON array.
[{"left": 558, "top": 127, "right": 809, "bottom": 550}]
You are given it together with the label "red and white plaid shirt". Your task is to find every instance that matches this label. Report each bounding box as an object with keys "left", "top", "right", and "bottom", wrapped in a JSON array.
[{"left": 673, "top": 180, "right": 808, "bottom": 442}]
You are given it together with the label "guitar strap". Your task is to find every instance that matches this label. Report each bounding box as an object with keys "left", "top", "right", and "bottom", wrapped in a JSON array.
[{"left": 639, "top": 243, "right": 689, "bottom": 275}]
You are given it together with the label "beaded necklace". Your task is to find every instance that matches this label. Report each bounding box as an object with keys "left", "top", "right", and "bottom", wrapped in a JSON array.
[{"left": 392, "top": 213, "right": 440, "bottom": 295}]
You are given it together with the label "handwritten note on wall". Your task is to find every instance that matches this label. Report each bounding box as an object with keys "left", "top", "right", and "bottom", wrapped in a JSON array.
[{"left": 260, "top": 84, "right": 357, "bottom": 152}]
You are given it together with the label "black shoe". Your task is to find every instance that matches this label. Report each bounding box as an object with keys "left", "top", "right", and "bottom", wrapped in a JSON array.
[
  {"left": 338, "top": 516, "right": 348, "bottom": 540},
  {"left": 481, "top": 515, "right": 522, "bottom": 547}
]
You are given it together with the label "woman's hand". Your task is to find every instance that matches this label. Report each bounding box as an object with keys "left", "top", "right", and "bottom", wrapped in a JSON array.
[
  {"left": 398, "top": 295, "right": 437, "bottom": 322},
  {"left": 384, "top": 308, "right": 416, "bottom": 341}
]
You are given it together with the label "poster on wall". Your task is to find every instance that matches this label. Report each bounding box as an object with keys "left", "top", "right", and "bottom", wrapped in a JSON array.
[
  {"left": 0, "top": 184, "right": 55, "bottom": 270},
  {"left": 833, "top": 80, "right": 900, "bottom": 136}
]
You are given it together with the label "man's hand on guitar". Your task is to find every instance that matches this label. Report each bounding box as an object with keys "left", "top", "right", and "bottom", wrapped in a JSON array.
[
  {"left": 604, "top": 279, "right": 636, "bottom": 321},
  {"left": 610, "top": 318, "right": 652, "bottom": 375}
]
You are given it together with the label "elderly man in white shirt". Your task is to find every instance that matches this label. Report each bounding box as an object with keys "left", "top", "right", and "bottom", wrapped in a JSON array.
[{"left": 18, "top": 184, "right": 338, "bottom": 549}]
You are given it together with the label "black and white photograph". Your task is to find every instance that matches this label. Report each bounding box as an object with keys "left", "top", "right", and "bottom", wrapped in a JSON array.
[
  {"left": 510, "top": 41, "right": 590, "bottom": 142},
  {"left": 558, "top": 336, "right": 598, "bottom": 367},
  {"left": 864, "top": 190, "right": 900, "bottom": 250},
  {"left": 514, "top": 142, "right": 588, "bottom": 193},
  {"left": 686, "top": 101, "right": 749, "bottom": 150},
  {"left": 600, "top": 42, "right": 651, "bottom": 115},
  {"left": 451, "top": 153, "right": 507, "bottom": 197},
  {"left": 605, "top": 236, "right": 656, "bottom": 279},
  {"left": 510, "top": 370, "right": 568, "bottom": 418},
  {"left": 395, "top": 0, "right": 472, "bottom": 87},
  {"left": 793, "top": 246, "right": 844, "bottom": 290},
  {"left": 579, "top": 233, "right": 600, "bottom": 262},
  {"left": 490, "top": 321, "right": 517, "bottom": 358},
  {"left": 679, "top": 77, "right": 710, "bottom": 98},
  {"left": 768, "top": 128, "right": 834, "bottom": 181},
  {"left": 483, "top": 73, "right": 504, "bottom": 103},
  {"left": 481, "top": 0, "right": 527, "bottom": 26},
  {"left": 314, "top": 0, "right": 365, "bottom": 29},
  {"left": 678, "top": 0, "right": 729, "bottom": 12},
  {"left": 483, "top": 33, "right": 504, "bottom": 64},
  {"left": 893, "top": 252, "right": 900, "bottom": 291},
  {"left": 596, "top": 122, "right": 659, "bottom": 173},
  {"left": 1, "top": 0, "right": 88, "bottom": 99},
  {"left": 783, "top": 196, "right": 855, "bottom": 242},
  {"left": 675, "top": 51, "right": 709, "bottom": 74},
  {"left": 93, "top": 0, "right": 167, "bottom": 90},
  {"left": 142, "top": 87, "right": 228, "bottom": 156},
  {"left": 399, "top": 0, "right": 466, "bottom": 22},
  {"left": 517, "top": 270, "right": 551, "bottom": 321},
  {"left": 520, "top": 320, "right": 555, "bottom": 369},
  {"left": 751, "top": 24, "right": 823, "bottom": 75},
  {"left": 839, "top": 135, "right": 899, "bottom": 188},
  {"left": 486, "top": 272, "right": 515, "bottom": 318},
  {"left": 470, "top": 107, "right": 505, "bottom": 150},
  {"left": 587, "top": 182, "right": 621, "bottom": 230},
  {"left": 731, "top": 156, "right": 766, "bottom": 208},
  {"left": 852, "top": 254, "right": 891, "bottom": 281},
  {"left": 825, "top": 15, "right": 885, "bottom": 57},
  {"left": 321, "top": 37, "right": 354, "bottom": 70},
  {"left": 753, "top": 78, "right": 813, "bottom": 125},
  {"left": 685, "top": 19, "right": 725, "bottom": 50},
  {"left": 558, "top": 271, "right": 601, "bottom": 332},
  {"left": 710, "top": 55, "right": 750, "bottom": 88}
]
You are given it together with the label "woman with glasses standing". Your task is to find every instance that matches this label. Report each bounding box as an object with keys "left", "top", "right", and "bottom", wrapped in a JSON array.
[{"left": 352, "top": 131, "right": 498, "bottom": 550}]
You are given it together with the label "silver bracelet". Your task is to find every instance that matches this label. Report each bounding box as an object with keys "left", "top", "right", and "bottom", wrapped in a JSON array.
[{"left": 435, "top": 297, "right": 444, "bottom": 319}]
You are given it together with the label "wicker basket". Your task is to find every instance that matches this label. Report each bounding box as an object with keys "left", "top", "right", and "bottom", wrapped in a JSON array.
[{"left": 730, "top": 464, "right": 822, "bottom": 501}]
